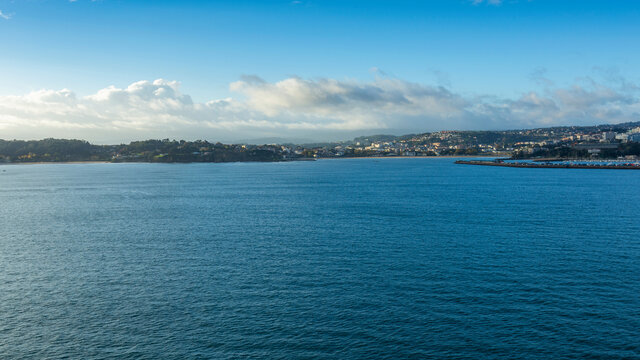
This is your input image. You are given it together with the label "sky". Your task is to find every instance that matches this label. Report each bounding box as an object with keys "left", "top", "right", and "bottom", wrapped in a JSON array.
[{"left": 0, "top": 0, "right": 639, "bottom": 143}]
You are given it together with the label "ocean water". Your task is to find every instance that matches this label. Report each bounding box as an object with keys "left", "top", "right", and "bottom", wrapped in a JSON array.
[{"left": 0, "top": 158, "right": 638, "bottom": 359}]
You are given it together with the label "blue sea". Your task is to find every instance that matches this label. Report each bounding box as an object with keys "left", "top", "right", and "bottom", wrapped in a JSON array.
[{"left": 1, "top": 158, "right": 639, "bottom": 359}]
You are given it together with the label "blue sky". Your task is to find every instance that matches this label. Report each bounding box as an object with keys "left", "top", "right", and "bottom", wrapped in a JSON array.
[{"left": 1, "top": 0, "right": 639, "bottom": 142}]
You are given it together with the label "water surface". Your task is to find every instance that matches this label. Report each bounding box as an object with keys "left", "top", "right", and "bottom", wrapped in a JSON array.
[{"left": 1, "top": 159, "right": 639, "bottom": 359}]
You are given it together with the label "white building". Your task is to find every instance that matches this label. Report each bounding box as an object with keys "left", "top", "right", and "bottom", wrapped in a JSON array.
[{"left": 602, "top": 131, "right": 616, "bottom": 141}]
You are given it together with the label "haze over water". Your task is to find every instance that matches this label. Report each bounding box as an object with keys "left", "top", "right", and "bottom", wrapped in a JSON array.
[{"left": 1, "top": 159, "right": 639, "bottom": 359}]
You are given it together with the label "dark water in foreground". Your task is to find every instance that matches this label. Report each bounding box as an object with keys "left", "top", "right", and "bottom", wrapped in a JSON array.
[{"left": 1, "top": 159, "right": 639, "bottom": 359}]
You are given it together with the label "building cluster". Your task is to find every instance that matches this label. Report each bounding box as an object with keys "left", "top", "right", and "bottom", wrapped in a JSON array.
[
  {"left": 513, "top": 126, "right": 640, "bottom": 156},
  {"left": 2, "top": 123, "right": 639, "bottom": 163},
  {"left": 285, "top": 125, "right": 640, "bottom": 159},
  {"left": 107, "top": 124, "right": 640, "bottom": 161}
]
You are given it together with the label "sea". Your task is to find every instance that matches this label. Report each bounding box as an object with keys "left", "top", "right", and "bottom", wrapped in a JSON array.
[{"left": 1, "top": 158, "right": 638, "bottom": 359}]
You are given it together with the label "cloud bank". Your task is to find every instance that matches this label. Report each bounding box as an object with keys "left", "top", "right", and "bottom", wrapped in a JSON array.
[{"left": 1, "top": 75, "right": 639, "bottom": 143}]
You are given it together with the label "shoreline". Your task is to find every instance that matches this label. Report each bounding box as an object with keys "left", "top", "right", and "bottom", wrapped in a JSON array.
[
  {"left": 318, "top": 155, "right": 499, "bottom": 160},
  {"left": 0, "top": 155, "right": 500, "bottom": 165},
  {"left": 0, "top": 161, "right": 112, "bottom": 165}
]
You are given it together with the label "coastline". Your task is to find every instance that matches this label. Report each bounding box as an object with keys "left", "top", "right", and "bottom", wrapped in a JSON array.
[
  {"left": 0, "top": 155, "right": 500, "bottom": 165},
  {"left": 318, "top": 155, "right": 499, "bottom": 160},
  {"left": 0, "top": 161, "right": 112, "bottom": 165}
]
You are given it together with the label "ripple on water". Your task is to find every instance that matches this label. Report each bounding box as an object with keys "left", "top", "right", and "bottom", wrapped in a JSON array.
[{"left": 0, "top": 159, "right": 639, "bottom": 359}]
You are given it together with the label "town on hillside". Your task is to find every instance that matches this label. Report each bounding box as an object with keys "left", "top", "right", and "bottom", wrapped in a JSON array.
[
  {"left": 308, "top": 123, "right": 640, "bottom": 159},
  {"left": 1, "top": 122, "right": 640, "bottom": 163}
]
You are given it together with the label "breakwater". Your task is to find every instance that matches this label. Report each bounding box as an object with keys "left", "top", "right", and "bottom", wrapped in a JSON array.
[{"left": 455, "top": 160, "right": 640, "bottom": 170}]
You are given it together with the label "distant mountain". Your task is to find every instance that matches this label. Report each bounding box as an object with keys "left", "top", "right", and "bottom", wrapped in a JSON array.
[{"left": 231, "top": 137, "right": 317, "bottom": 145}]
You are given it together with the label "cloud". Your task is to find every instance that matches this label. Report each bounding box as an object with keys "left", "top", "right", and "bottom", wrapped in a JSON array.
[
  {"left": 0, "top": 10, "right": 12, "bottom": 19},
  {"left": 0, "top": 75, "right": 639, "bottom": 143},
  {"left": 230, "top": 76, "right": 467, "bottom": 129},
  {"left": 471, "top": 0, "right": 503, "bottom": 5},
  {"left": 529, "top": 67, "right": 553, "bottom": 88}
]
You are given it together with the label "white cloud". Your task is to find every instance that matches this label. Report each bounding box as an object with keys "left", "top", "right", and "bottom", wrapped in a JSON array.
[
  {"left": 0, "top": 10, "right": 12, "bottom": 20},
  {"left": 0, "top": 75, "right": 639, "bottom": 143},
  {"left": 472, "top": 0, "right": 503, "bottom": 5},
  {"left": 230, "top": 76, "right": 467, "bottom": 129}
]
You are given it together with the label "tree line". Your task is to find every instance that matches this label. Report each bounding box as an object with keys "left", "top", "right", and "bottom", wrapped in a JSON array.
[{"left": 0, "top": 139, "right": 283, "bottom": 163}]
